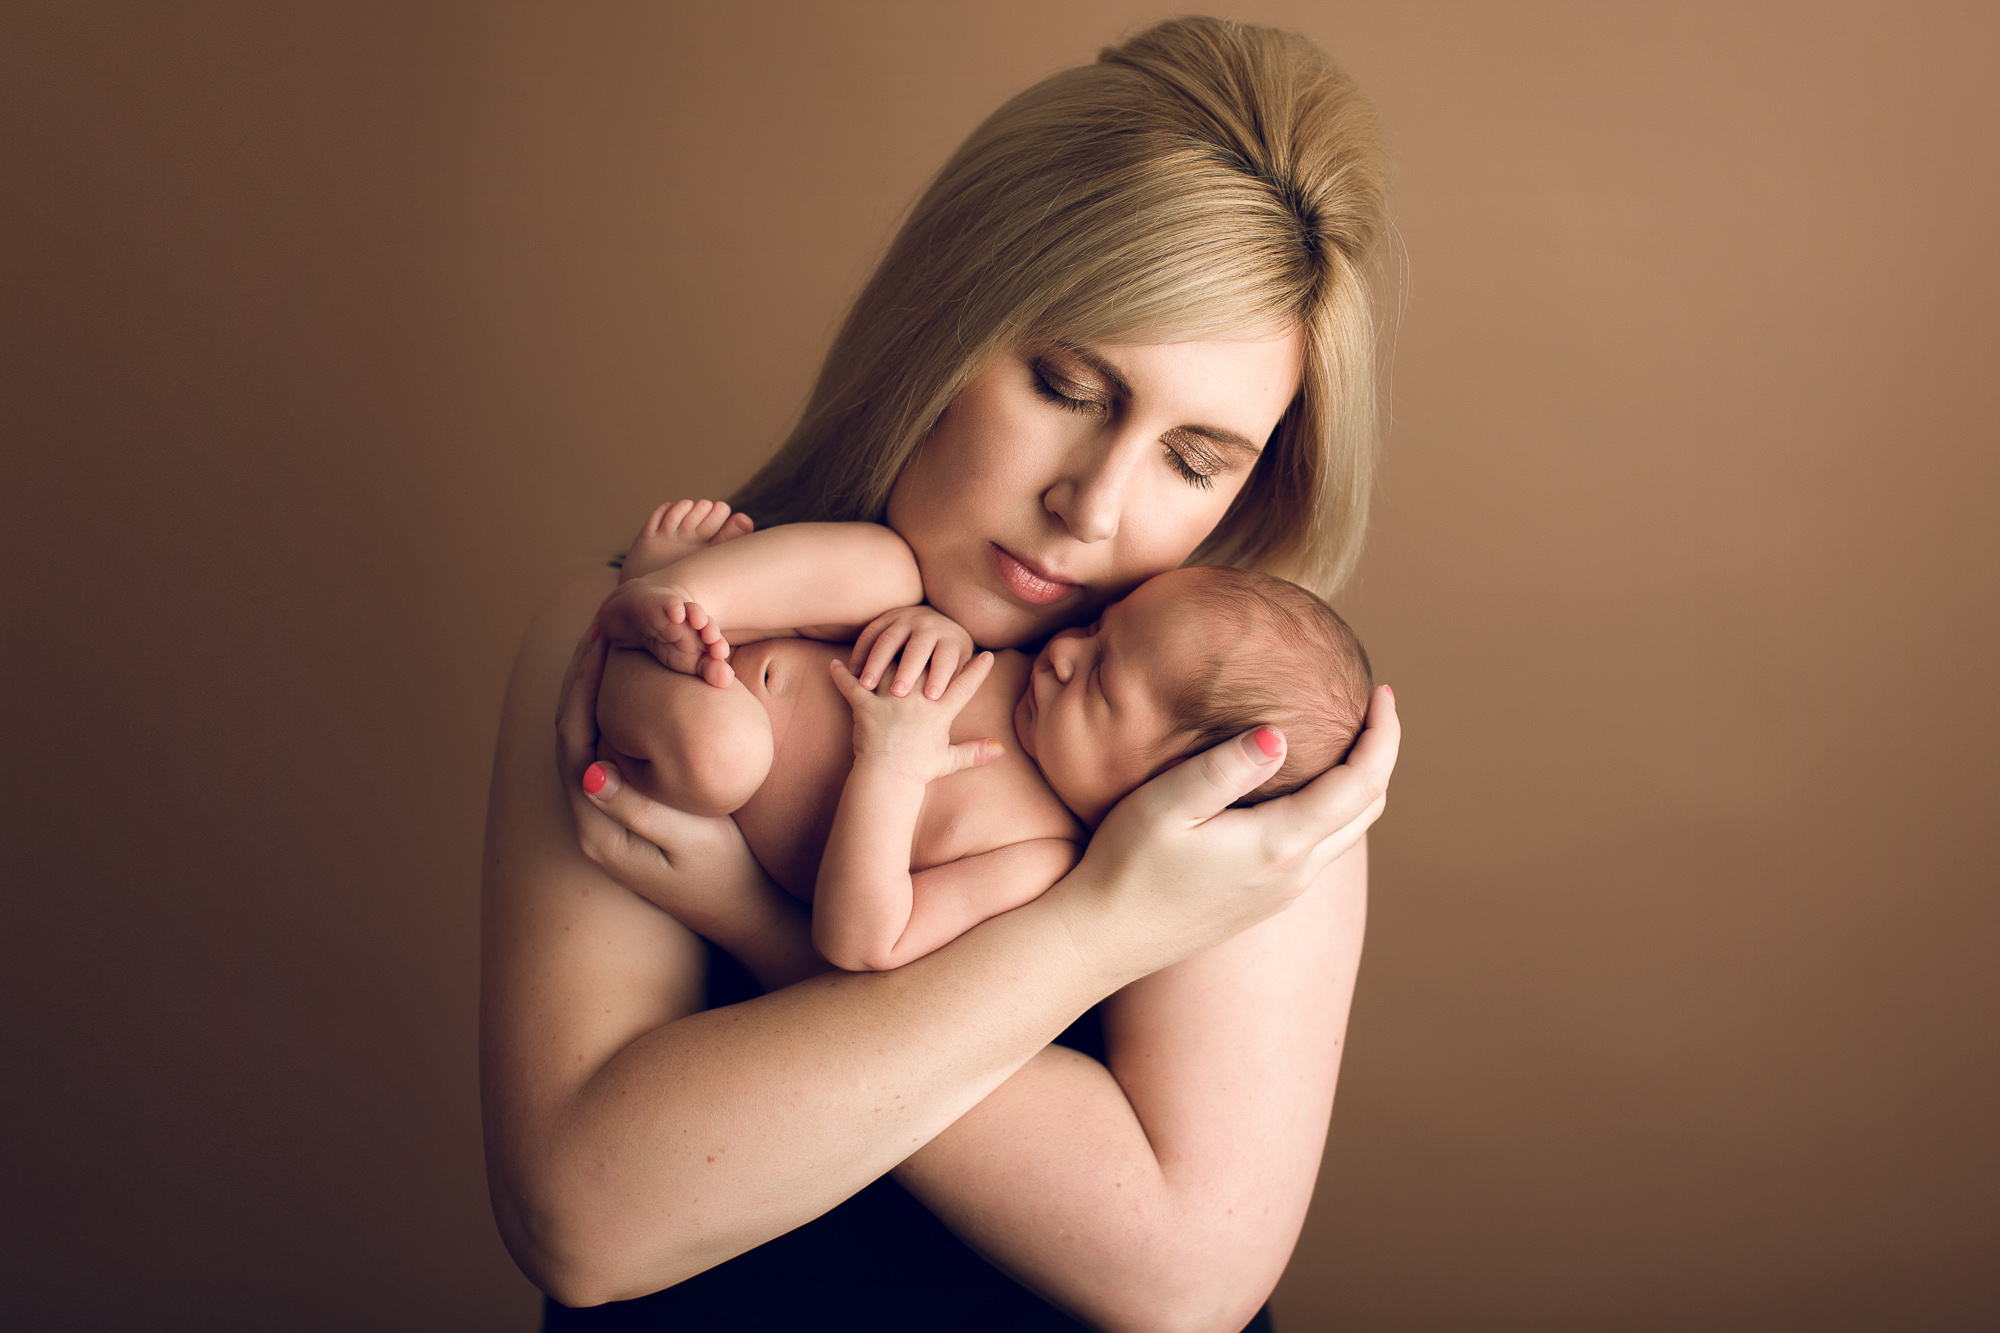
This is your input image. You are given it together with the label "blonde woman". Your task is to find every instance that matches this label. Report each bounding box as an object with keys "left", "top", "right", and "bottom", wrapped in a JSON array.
[{"left": 482, "top": 18, "right": 1402, "bottom": 1332}]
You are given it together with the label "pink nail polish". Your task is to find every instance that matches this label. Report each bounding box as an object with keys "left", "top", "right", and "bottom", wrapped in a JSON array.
[
  {"left": 1253, "top": 727, "right": 1283, "bottom": 758},
  {"left": 588, "top": 623, "right": 599, "bottom": 643},
  {"left": 582, "top": 763, "right": 609, "bottom": 795}
]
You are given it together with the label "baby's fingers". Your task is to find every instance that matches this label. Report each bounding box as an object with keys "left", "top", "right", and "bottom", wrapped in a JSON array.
[
  {"left": 891, "top": 631, "right": 937, "bottom": 698},
  {"left": 857, "top": 624, "right": 910, "bottom": 690},
  {"left": 944, "top": 737, "right": 1004, "bottom": 775},
  {"left": 828, "top": 656, "right": 872, "bottom": 705},
  {"left": 923, "top": 641, "right": 966, "bottom": 700},
  {"left": 938, "top": 650, "right": 997, "bottom": 708}
]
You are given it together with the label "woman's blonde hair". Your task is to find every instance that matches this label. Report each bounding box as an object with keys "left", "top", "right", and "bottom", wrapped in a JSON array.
[{"left": 731, "top": 15, "right": 1389, "bottom": 596}]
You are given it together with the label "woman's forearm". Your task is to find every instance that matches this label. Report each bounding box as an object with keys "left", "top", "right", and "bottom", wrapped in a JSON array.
[
  {"left": 499, "top": 570, "right": 1390, "bottom": 1313},
  {"left": 489, "top": 566, "right": 1145, "bottom": 1303},
  {"left": 889, "top": 845, "right": 1368, "bottom": 1333},
  {"left": 494, "top": 884, "right": 1134, "bottom": 1306}
]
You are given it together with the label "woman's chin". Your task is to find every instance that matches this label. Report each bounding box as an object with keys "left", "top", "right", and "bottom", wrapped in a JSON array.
[{"left": 938, "top": 587, "right": 1054, "bottom": 651}]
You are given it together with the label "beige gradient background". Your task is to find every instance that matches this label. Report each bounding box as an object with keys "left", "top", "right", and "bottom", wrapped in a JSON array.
[{"left": 4, "top": 2, "right": 1996, "bottom": 1329}]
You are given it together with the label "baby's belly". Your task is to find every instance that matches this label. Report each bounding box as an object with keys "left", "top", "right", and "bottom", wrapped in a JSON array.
[{"left": 731, "top": 639, "right": 856, "bottom": 899}]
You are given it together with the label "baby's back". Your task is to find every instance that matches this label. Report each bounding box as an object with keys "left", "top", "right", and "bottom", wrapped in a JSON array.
[{"left": 730, "top": 640, "right": 1081, "bottom": 899}]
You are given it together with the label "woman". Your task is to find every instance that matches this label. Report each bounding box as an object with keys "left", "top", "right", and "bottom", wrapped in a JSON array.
[{"left": 482, "top": 17, "right": 1400, "bottom": 1332}]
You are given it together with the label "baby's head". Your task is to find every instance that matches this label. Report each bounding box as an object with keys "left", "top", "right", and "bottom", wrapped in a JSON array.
[{"left": 1012, "top": 566, "right": 1372, "bottom": 826}]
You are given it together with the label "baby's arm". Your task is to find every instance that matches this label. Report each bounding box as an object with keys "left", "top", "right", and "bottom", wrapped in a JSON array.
[
  {"left": 598, "top": 521, "right": 924, "bottom": 684},
  {"left": 816, "top": 654, "right": 1076, "bottom": 972}
]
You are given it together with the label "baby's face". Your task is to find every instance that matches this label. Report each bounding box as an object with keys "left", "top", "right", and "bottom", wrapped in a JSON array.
[{"left": 1012, "top": 568, "right": 1211, "bottom": 827}]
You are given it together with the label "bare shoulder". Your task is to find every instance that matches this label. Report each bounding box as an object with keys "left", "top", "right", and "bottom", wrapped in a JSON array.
[{"left": 481, "top": 567, "right": 708, "bottom": 1147}]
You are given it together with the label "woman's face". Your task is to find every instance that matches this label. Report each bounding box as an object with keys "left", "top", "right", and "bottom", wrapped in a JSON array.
[{"left": 885, "top": 330, "right": 1304, "bottom": 648}]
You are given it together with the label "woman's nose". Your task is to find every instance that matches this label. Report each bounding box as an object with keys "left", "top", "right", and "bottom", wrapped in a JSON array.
[{"left": 1043, "top": 432, "right": 1143, "bottom": 543}]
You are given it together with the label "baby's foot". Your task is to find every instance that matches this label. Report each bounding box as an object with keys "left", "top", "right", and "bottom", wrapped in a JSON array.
[
  {"left": 620, "top": 499, "right": 755, "bottom": 581},
  {"left": 596, "top": 577, "right": 735, "bottom": 684}
]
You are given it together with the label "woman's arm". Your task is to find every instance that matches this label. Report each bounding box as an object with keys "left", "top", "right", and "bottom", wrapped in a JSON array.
[
  {"left": 565, "top": 614, "right": 1398, "bottom": 1332},
  {"left": 484, "top": 570, "right": 1349, "bottom": 1308},
  {"left": 888, "top": 697, "right": 1397, "bottom": 1331},
  {"left": 892, "top": 845, "right": 1366, "bottom": 1333}
]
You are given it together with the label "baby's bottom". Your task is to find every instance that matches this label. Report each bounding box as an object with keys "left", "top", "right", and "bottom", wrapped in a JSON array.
[{"left": 598, "top": 648, "right": 774, "bottom": 817}]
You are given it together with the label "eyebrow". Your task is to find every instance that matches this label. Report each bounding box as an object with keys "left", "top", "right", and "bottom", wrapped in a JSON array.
[{"left": 1053, "top": 342, "right": 1266, "bottom": 456}]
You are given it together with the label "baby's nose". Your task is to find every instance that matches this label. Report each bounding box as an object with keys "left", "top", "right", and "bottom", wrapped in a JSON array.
[{"left": 1048, "top": 632, "right": 1081, "bottom": 683}]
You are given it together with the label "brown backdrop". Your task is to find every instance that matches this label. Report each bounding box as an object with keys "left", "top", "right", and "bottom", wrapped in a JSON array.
[{"left": 5, "top": 2, "right": 1995, "bottom": 1329}]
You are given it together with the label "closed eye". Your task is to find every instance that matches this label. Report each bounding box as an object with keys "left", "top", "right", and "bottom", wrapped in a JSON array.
[
  {"left": 1164, "top": 445, "right": 1219, "bottom": 490},
  {"left": 1031, "top": 361, "right": 1107, "bottom": 415}
]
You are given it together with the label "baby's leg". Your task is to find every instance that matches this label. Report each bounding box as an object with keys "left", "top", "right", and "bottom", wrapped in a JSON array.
[
  {"left": 620, "top": 499, "right": 755, "bottom": 582},
  {"left": 597, "top": 648, "right": 774, "bottom": 816}
]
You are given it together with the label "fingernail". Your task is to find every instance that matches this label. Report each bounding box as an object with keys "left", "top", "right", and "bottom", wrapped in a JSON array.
[
  {"left": 582, "top": 762, "right": 612, "bottom": 796},
  {"left": 588, "top": 622, "right": 599, "bottom": 642},
  {"left": 1250, "top": 726, "right": 1284, "bottom": 760}
]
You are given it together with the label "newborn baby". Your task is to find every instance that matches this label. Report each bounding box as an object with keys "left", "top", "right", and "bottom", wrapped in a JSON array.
[{"left": 594, "top": 500, "right": 1371, "bottom": 971}]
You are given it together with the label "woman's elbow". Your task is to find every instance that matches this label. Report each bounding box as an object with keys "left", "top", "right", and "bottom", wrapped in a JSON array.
[
  {"left": 1080, "top": 1231, "right": 1288, "bottom": 1333},
  {"left": 1090, "top": 1276, "right": 1276, "bottom": 1333},
  {"left": 493, "top": 1178, "right": 695, "bottom": 1309}
]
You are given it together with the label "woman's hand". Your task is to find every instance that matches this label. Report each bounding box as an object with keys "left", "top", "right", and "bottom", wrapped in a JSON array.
[
  {"left": 847, "top": 605, "right": 978, "bottom": 699},
  {"left": 557, "top": 626, "right": 820, "bottom": 986},
  {"left": 1054, "top": 683, "right": 1399, "bottom": 984}
]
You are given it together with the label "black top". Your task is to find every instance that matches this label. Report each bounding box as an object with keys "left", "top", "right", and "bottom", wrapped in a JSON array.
[{"left": 542, "top": 940, "right": 1275, "bottom": 1332}]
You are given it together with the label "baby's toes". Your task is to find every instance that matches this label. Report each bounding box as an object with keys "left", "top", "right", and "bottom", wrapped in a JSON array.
[
  {"left": 670, "top": 499, "right": 717, "bottom": 539},
  {"left": 690, "top": 500, "right": 733, "bottom": 541},
  {"left": 656, "top": 500, "right": 698, "bottom": 539}
]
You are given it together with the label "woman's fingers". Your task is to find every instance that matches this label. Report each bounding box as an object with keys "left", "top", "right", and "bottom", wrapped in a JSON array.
[
  {"left": 555, "top": 636, "right": 671, "bottom": 875},
  {"left": 556, "top": 630, "right": 610, "bottom": 779},
  {"left": 1259, "top": 684, "right": 1399, "bottom": 863},
  {"left": 576, "top": 758, "right": 684, "bottom": 870},
  {"left": 1138, "top": 725, "right": 1288, "bottom": 824}
]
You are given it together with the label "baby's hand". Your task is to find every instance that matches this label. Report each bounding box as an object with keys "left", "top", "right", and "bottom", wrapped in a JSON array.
[
  {"left": 595, "top": 576, "right": 735, "bottom": 686},
  {"left": 849, "top": 606, "right": 978, "bottom": 700},
  {"left": 829, "top": 651, "right": 1002, "bottom": 782}
]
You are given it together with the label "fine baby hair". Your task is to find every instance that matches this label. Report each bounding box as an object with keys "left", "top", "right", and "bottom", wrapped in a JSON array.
[{"left": 1163, "top": 566, "right": 1373, "bottom": 803}]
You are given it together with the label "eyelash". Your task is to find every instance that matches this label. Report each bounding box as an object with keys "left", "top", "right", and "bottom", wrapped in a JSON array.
[
  {"left": 1031, "top": 363, "right": 1219, "bottom": 491},
  {"left": 1165, "top": 449, "right": 1217, "bottom": 490},
  {"left": 1030, "top": 366, "right": 1100, "bottom": 416}
]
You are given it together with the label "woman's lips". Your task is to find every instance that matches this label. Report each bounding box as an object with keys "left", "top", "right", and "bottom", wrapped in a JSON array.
[{"left": 990, "top": 544, "right": 1079, "bottom": 606}]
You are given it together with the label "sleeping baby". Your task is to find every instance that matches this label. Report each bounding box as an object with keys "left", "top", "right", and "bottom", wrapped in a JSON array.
[{"left": 591, "top": 499, "right": 1371, "bottom": 972}]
